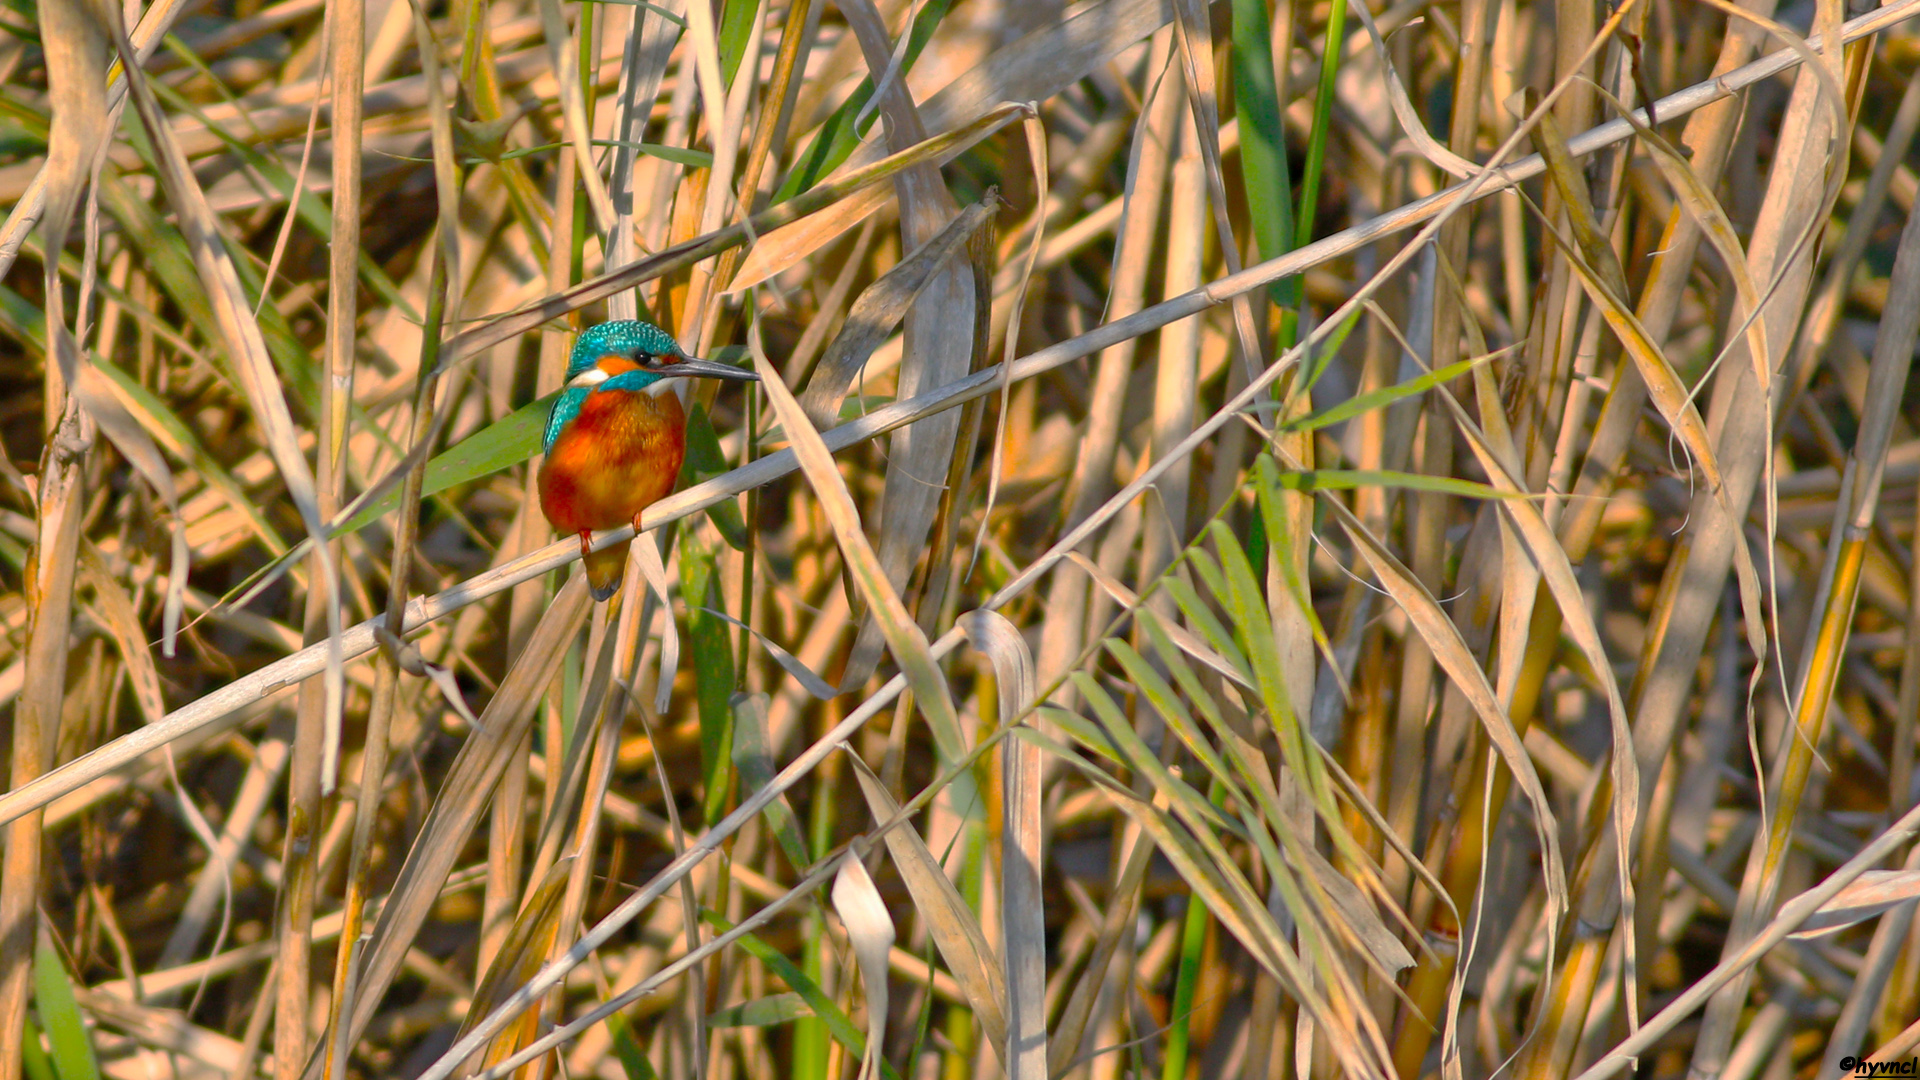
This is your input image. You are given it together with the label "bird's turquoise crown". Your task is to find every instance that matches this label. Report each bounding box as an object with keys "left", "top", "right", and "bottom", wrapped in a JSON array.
[
  {"left": 545, "top": 321, "right": 683, "bottom": 451},
  {"left": 563, "top": 320, "right": 681, "bottom": 378}
]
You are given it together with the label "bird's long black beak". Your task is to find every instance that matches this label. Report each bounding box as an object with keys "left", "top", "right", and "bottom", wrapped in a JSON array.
[{"left": 672, "top": 356, "right": 761, "bottom": 382}]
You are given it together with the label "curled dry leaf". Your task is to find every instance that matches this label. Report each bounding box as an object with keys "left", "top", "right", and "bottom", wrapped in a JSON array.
[
  {"left": 374, "top": 625, "right": 482, "bottom": 731},
  {"left": 960, "top": 609, "right": 1045, "bottom": 1078},
  {"left": 844, "top": 752, "right": 1009, "bottom": 1062},
  {"left": 832, "top": 852, "right": 895, "bottom": 1080}
]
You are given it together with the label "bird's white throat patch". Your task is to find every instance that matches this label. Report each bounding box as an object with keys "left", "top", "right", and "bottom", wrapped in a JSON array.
[{"left": 566, "top": 366, "right": 679, "bottom": 398}]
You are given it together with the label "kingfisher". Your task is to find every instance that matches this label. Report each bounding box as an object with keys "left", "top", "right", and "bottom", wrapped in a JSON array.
[{"left": 538, "top": 320, "right": 759, "bottom": 600}]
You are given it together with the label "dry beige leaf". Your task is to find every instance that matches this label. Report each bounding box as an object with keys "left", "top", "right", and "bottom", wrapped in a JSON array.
[
  {"left": 35, "top": 0, "right": 108, "bottom": 257},
  {"left": 750, "top": 321, "right": 967, "bottom": 757},
  {"left": 441, "top": 104, "right": 1028, "bottom": 368},
  {"left": 1316, "top": 492, "right": 1568, "bottom": 918},
  {"left": 77, "top": 547, "right": 166, "bottom": 727},
  {"left": 630, "top": 534, "right": 680, "bottom": 714},
  {"left": 1786, "top": 870, "right": 1920, "bottom": 941},
  {"left": 1297, "top": 845, "right": 1415, "bottom": 974},
  {"left": 460, "top": 857, "right": 576, "bottom": 1070},
  {"left": 795, "top": 194, "right": 997, "bottom": 429},
  {"left": 315, "top": 576, "right": 593, "bottom": 1075},
  {"left": 728, "top": 183, "right": 892, "bottom": 293},
  {"left": 72, "top": 364, "right": 189, "bottom": 654},
  {"left": 831, "top": 0, "right": 976, "bottom": 691}
]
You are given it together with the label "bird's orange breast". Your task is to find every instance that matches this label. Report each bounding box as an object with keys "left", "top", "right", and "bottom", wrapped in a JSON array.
[{"left": 538, "top": 387, "right": 687, "bottom": 535}]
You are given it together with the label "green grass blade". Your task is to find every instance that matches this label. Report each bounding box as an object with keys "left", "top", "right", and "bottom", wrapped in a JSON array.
[
  {"left": 334, "top": 392, "right": 556, "bottom": 536},
  {"left": 731, "top": 692, "right": 813, "bottom": 872},
  {"left": 1038, "top": 700, "right": 1130, "bottom": 769},
  {"left": 22, "top": 1018, "right": 55, "bottom": 1080},
  {"left": 1104, "top": 637, "right": 1243, "bottom": 803},
  {"left": 1161, "top": 573, "right": 1254, "bottom": 676},
  {"left": 1161, "top": 781, "right": 1228, "bottom": 1080},
  {"left": 709, "top": 992, "right": 811, "bottom": 1027},
  {"left": 681, "top": 534, "right": 738, "bottom": 827},
  {"left": 681, "top": 402, "right": 751, "bottom": 549},
  {"left": 702, "top": 912, "right": 904, "bottom": 1080},
  {"left": 718, "top": 0, "right": 760, "bottom": 85},
  {"left": 1231, "top": 0, "right": 1292, "bottom": 296},
  {"left": 34, "top": 932, "right": 100, "bottom": 1080},
  {"left": 471, "top": 138, "right": 714, "bottom": 168},
  {"left": 1206, "top": 519, "right": 1309, "bottom": 769},
  {"left": 1136, "top": 608, "right": 1242, "bottom": 751},
  {"left": 1269, "top": 0, "right": 1349, "bottom": 350},
  {"left": 1072, "top": 669, "right": 1243, "bottom": 841},
  {"left": 1284, "top": 354, "right": 1491, "bottom": 435},
  {"left": 769, "top": 0, "right": 954, "bottom": 202},
  {"left": 1294, "top": 0, "right": 1347, "bottom": 254},
  {"left": 1136, "top": 609, "right": 1296, "bottom": 877},
  {"left": 1266, "top": 468, "right": 1520, "bottom": 500},
  {"left": 1251, "top": 456, "right": 1335, "bottom": 667},
  {"left": 607, "top": 1013, "right": 660, "bottom": 1080}
]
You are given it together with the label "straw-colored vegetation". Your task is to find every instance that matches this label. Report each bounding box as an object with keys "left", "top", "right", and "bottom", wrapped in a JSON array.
[{"left": 3, "top": 0, "right": 1920, "bottom": 1075}]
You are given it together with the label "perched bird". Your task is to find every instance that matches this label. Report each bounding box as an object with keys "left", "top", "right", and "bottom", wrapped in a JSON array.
[{"left": 538, "top": 320, "right": 759, "bottom": 600}]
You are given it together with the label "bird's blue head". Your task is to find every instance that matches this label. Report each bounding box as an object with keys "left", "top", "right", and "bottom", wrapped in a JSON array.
[
  {"left": 563, "top": 320, "right": 683, "bottom": 386},
  {"left": 544, "top": 320, "right": 760, "bottom": 451}
]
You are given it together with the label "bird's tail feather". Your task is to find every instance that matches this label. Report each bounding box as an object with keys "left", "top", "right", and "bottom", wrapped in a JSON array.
[{"left": 584, "top": 542, "right": 626, "bottom": 601}]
